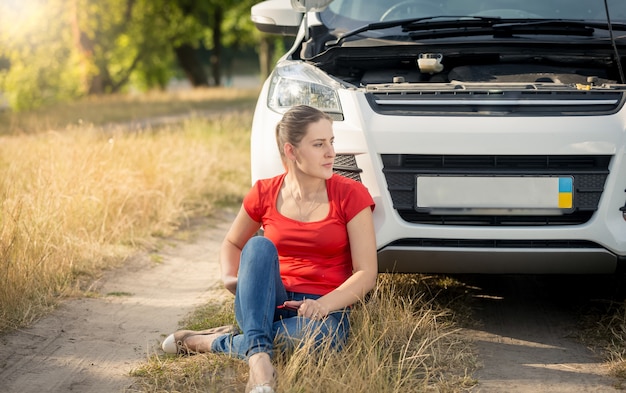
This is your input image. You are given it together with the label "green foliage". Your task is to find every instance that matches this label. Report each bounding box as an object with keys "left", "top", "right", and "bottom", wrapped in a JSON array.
[
  {"left": 223, "top": 0, "right": 261, "bottom": 48},
  {"left": 0, "top": 0, "right": 261, "bottom": 111},
  {"left": 72, "top": 0, "right": 186, "bottom": 93},
  {"left": 0, "top": 0, "right": 83, "bottom": 110}
]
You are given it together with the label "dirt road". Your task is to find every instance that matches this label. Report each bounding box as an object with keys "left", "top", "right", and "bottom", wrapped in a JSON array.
[
  {"left": 464, "top": 275, "right": 620, "bottom": 392},
  {"left": 0, "top": 212, "right": 235, "bottom": 393},
  {"left": 0, "top": 211, "right": 622, "bottom": 392}
]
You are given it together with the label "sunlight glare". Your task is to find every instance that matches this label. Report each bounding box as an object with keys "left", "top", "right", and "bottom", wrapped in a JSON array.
[{"left": 0, "top": 0, "right": 48, "bottom": 37}]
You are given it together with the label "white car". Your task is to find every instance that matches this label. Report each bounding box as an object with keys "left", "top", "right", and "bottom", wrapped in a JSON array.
[{"left": 250, "top": 0, "right": 626, "bottom": 274}]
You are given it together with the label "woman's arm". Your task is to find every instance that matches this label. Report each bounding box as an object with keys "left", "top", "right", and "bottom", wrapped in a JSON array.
[
  {"left": 219, "top": 206, "right": 262, "bottom": 295},
  {"left": 294, "top": 206, "right": 378, "bottom": 318}
]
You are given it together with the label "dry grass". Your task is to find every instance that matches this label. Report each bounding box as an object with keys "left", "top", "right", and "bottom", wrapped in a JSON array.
[
  {"left": 0, "top": 102, "right": 253, "bottom": 332},
  {"left": 604, "top": 308, "right": 626, "bottom": 383},
  {"left": 0, "top": 87, "right": 260, "bottom": 135},
  {"left": 129, "top": 274, "right": 478, "bottom": 393},
  {"left": 570, "top": 274, "right": 626, "bottom": 388},
  {"left": 579, "top": 299, "right": 626, "bottom": 387}
]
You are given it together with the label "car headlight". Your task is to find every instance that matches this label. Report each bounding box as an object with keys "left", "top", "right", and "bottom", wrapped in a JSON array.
[{"left": 267, "top": 60, "right": 343, "bottom": 118}]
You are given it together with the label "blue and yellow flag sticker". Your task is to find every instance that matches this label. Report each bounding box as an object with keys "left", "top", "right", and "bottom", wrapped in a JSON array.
[{"left": 558, "top": 177, "right": 573, "bottom": 209}]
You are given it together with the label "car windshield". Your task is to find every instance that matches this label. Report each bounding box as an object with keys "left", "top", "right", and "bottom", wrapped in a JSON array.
[{"left": 322, "top": 0, "right": 626, "bottom": 32}]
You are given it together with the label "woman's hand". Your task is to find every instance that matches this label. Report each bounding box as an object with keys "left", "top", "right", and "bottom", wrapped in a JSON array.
[{"left": 283, "top": 299, "right": 329, "bottom": 320}]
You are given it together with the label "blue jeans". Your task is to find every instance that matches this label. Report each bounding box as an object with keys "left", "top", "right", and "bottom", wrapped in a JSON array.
[{"left": 211, "top": 236, "right": 351, "bottom": 360}]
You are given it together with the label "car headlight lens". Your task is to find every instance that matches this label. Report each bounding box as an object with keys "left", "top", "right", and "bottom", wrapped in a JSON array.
[{"left": 267, "top": 60, "right": 343, "bottom": 117}]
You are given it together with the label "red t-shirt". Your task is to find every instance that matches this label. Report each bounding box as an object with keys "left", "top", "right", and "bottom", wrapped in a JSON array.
[{"left": 243, "top": 173, "right": 375, "bottom": 295}]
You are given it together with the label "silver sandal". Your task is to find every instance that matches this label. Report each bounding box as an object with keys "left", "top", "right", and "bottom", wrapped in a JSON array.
[{"left": 161, "top": 324, "right": 239, "bottom": 355}]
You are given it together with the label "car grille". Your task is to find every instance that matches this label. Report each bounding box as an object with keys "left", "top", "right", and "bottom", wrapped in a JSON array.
[
  {"left": 366, "top": 89, "right": 625, "bottom": 115},
  {"left": 381, "top": 154, "right": 611, "bottom": 226},
  {"left": 333, "top": 154, "right": 362, "bottom": 182}
]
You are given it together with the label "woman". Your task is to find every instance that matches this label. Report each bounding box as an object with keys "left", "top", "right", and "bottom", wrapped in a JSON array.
[{"left": 162, "top": 105, "right": 378, "bottom": 393}]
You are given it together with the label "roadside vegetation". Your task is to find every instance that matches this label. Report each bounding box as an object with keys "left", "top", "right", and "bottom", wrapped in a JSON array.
[
  {"left": 0, "top": 87, "right": 259, "bottom": 135},
  {"left": 577, "top": 280, "right": 626, "bottom": 387},
  {"left": 594, "top": 304, "right": 626, "bottom": 385},
  {"left": 0, "top": 88, "right": 256, "bottom": 332},
  {"left": 0, "top": 1, "right": 269, "bottom": 111}
]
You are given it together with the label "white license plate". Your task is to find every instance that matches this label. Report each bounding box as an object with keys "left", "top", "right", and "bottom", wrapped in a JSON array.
[{"left": 416, "top": 176, "right": 573, "bottom": 210}]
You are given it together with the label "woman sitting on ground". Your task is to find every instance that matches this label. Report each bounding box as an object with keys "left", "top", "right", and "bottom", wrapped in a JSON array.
[{"left": 162, "top": 105, "right": 378, "bottom": 393}]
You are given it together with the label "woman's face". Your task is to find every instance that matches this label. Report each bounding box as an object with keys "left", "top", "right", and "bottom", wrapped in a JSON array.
[{"left": 292, "top": 118, "right": 336, "bottom": 179}]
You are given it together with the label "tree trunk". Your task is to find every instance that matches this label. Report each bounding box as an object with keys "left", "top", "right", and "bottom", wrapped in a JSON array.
[
  {"left": 258, "top": 34, "right": 275, "bottom": 80},
  {"left": 69, "top": 0, "right": 98, "bottom": 94},
  {"left": 174, "top": 44, "right": 210, "bottom": 87},
  {"left": 69, "top": 0, "right": 116, "bottom": 94},
  {"left": 210, "top": 6, "right": 223, "bottom": 86}
]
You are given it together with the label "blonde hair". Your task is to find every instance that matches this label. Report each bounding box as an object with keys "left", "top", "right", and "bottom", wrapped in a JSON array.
[{"left": 275, "top": 105, "right": 333, "bottom": 161}]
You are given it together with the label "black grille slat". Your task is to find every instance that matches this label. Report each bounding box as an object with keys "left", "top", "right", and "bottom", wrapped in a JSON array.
[
  {"left": 382, "top": 154, "right": 610, "bottom": 226},
  {"left": 367, "top": 90, "right": 625, "bottom": 115},
  {"left": 333, "top": 154, "right": 362, "bottom": 182},
  {"left": 385, "top": 154, "right": 611, "bottom": 170},
  {"left": 396, "top": 210, "right": 595, "bottom": 225},
  {"left": 334, "top": 154, "right": 358, "bottom": 167},
  {"left": 389, "top": 238, "right": 602, "bottom": 248}
]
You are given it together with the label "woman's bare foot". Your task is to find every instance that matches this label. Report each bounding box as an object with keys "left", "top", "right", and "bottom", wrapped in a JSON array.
[{"left": 246, "top": 352, "right": 276, "bottom": 393}]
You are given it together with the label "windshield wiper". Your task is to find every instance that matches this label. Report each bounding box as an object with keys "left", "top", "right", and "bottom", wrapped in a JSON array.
[
  {"left": 407, "top": 19, "right": 626, "bottom": 40},
  {"left": 406, "top": 19, "right": 595, "bottom": 39},
  {"left": 325, "top": 16, "right": 501, "bottom": 47},
  {"left": 493, "top": 20, "right": 596, "bottom": 37},
  {"left": 495, "top": 19, "right": 626, "bottom": 32},
  {"left": 326, "top": 17, "right": 626, "bottom": 47}
]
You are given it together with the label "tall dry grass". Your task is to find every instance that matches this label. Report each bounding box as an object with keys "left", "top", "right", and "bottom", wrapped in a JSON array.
[
  {"left": 0, "top": 110, "right": 252, "bottom": 332},
  {"left": 580, "top": 300, "right": 626, "bottom": 384},
  {"left": 277, "top": 274, "right": 476, "bottom": 392}
]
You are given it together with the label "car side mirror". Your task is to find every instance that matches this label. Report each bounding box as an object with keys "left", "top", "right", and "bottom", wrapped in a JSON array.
[{"left": 251, "top": 0, "right": 303, "bottom": 36}]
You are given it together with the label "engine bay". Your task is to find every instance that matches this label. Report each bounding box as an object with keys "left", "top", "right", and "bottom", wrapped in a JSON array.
[{"left": 313, "top": 50, "right": 620, "bottom": 87}]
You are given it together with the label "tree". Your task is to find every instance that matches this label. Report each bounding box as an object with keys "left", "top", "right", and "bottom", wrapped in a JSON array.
[
  {"left": 69, "top": 0, "right": 184, "bottom": 94},
  {"left": 172, "top": 0, "right": 238, "bottom": 87},
  {"left": 0, "top": 0, "right": 262, "bottom": 111},
  {"left": 222, "top": 0, "right": 291, "bottom": 81},
  {"left": 163, "top": 0, "right": 211, "bottom": 87}
]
